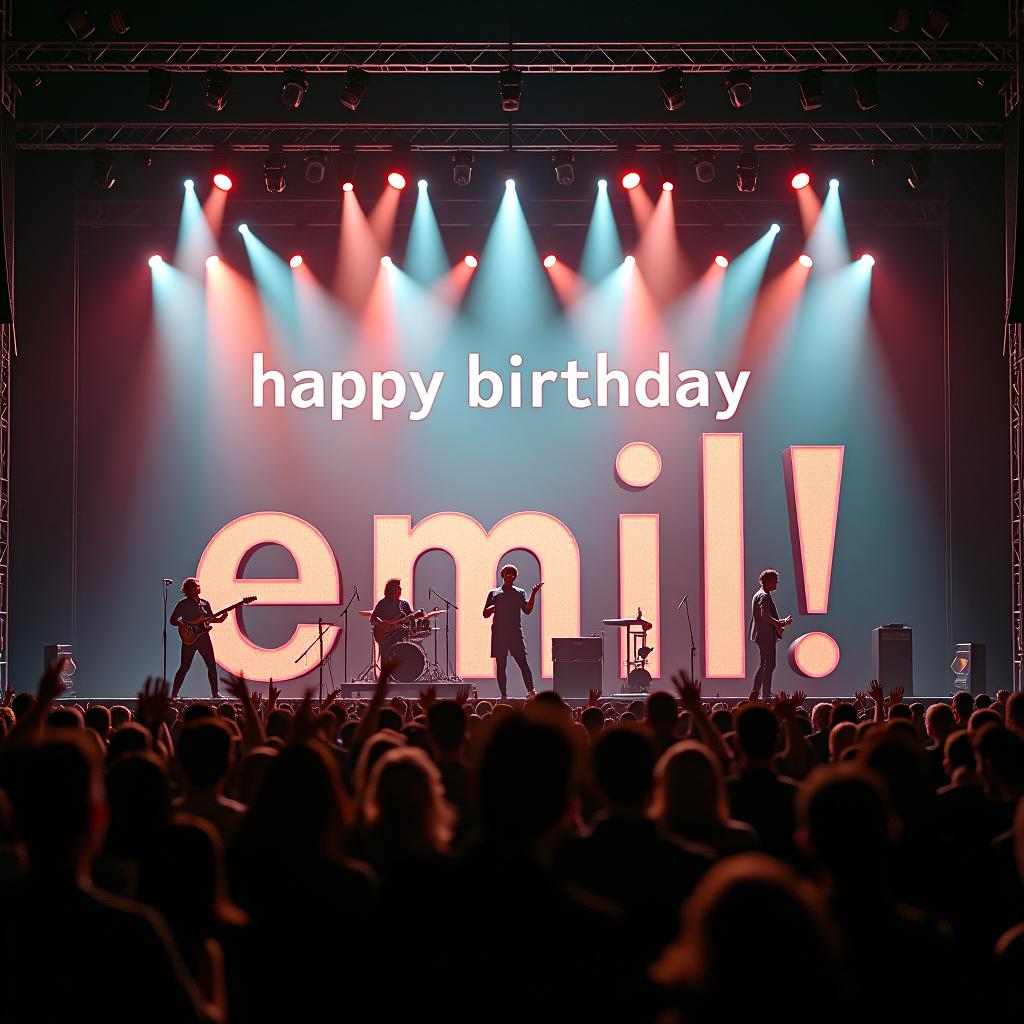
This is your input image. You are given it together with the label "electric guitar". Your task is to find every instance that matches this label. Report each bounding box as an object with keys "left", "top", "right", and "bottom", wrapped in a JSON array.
[
  {"left": 178, "top": 596, "right": 257, "bottom": 645},
  {"left": 372, "top": 608, "right": 424, "bottom": 645}
]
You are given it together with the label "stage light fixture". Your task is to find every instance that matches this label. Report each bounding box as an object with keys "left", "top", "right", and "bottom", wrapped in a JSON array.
[
  {"left": 263, "top": 153, "right": 287, "bottom": 193},
  {"left": 553, "top": 151, "right": 576, "bottom": 187},
  {"left": 237, "top": 223, "right": 248, "bottom": 233},
  {"left": 922, "top": 6, "right": 953, "bottom": 39},
  {"left": 65, "top": 7, "right": 96, "bottom": 39},
  {"left": 418, "top": 179, "right": 428, "bottom": 189},
  {"left": 621, "top": 171, "right": 641, "bottom": 190},
  {"left": 340, "top": 68, "right": 369, "bottom": 111},
  {"left": 714, "top": 254, "right": 729, "bottom": 268},
  {"left": 380, "top": 256, "right": 392, "bottom": 267},
  {"left": 798, "top": 68, "right": 824, "bottom": 111},
  {"left": 108, "top": 8, "right": 130, "bottom": 34},
  {"left": 148, "top": 255, "right": 163, "bottom": 268},
  {"left": 505, "top": 178, "right": 516, "bottom": 189},
  {"left": 829, "top": 177, "right": 839, "bottom": 188},
  {"left": 658, "top": 69, "right": 686, "bottom": 111},
  {"left": 204, "top": 69, "right": 231, "bottom": 111},
  {"left": 452, "top": 151, "right": 474, "bottom": 187},
  {"left": 206, "top": 255, "right": 220, "bottom": 269},
  {"left": 281, "top": 69, "right": 309, "bottom": 109},
  {"left": 693, "top": 152, "right": 716, "bottom": 184},
  {"left": 624, "top": 255, "right": 636, "bottom": 266},
  {"left": 907, "top": 149, "right": 932, "bottom": 189},
  {"left": 725, "top": 69, "right": 753, "bottom": 108},
  {"left": 213, "top": 172, "right": 233, "bottom": 191},
  {"left": 770, "top": 222, "right": 781, "bottom": 234},
  {"left": 853, "top": 68, "right": 880, "bottom": 111},
  {"left": 597, "top": 178, "right": 607, "bottom": 189},
  {"left": 289, "top": 254, "right": 303, "bottom": 269},
  {"left": 184, "top": 178, "right": 194, "bottom": 190},
  {"left": 146, "top": 68, "right": 173, "bottom": 112},
  {"left": 91, "top": 150, "right": 116, "bottom": 190},
  {"left": 387, "top": 171, "right": 407, "bottom": 190},
  {"left": 341, "top": 180, "right": 354, "bottom": 193},
  {"left": 861, "top": 253, "right": 876, "bottom": 266},
  {"left": 304, "top": 150, "right": 327, "bottom": 184},
  {"left": 543, "top": 254, "right": 557, "bottom": 268},
  {"left": 735, "top": 151, "right": 758, "bottom": 193},
  {"left": 498, "top": 67, "right": 523, "bottom": 112},
  {"left": 791, "top": 171, "right": 810, "bottom": 190},
  {"left": 464, "top": 254, "right": 478, "bottom": 269},
  {"left": 662, "top": 181, "right": 674, "bottom": 192},
  {"left": 798, "top": 253, "right": 813, "bottom": 268},
  {"left": 889, "top": 7, "right": 911, "bottom": 32}
]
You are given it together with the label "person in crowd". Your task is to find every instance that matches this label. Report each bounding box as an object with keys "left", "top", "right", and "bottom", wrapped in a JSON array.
[
  {"left": 651, "top": 740, "right": 758, "bottom": 857},
  {"left": 174, "top": 719, "right": 247, "bottom": 844}
]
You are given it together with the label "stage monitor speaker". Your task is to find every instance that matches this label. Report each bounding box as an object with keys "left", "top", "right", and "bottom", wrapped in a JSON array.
[
  {"left": 43, "top": 643, "right": 76, "bottom": 696},
  {"left": 872, "top": 625, "right": 913, "bottom": 697},
  {"left": 553, "top": 660, "right": 603, "bottom": 699},
  {"left": 551, "top": 636, "right": 603, "bottom": 662},
  {"left": 951, "top": 642, "right": 986, "bottom": 697}
]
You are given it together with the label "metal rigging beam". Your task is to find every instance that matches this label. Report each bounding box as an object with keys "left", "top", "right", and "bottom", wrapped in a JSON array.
[
  {"left": 15, "top": 121, "right": 1005, "bottom": 152},
  {"left": 2, "top": 38, "right": 1016, "bottom": 74}
]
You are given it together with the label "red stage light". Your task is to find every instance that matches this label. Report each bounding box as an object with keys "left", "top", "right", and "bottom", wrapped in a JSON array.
[
  {"left": 621, "top": 171, "right": 641, "bottom": 190},
  {"left": 662, "top": 181, "right": 674, "bottom": 192},
  {"left": 289, "top": 254, "right": 303, "bottom": 269},
  {"left": 464, "top": 254, "right": 478, "bottom": 269},
  {"left": 341, "top": 180, "right": 354, "bottom": 193},
  {"left": 714, "top": 254, "right": 729, "bottom": 268},
  {"left": 791, "top": 171, "right": 810, "bottom": 190},
  {"left": 387, "top": 171, "right": 407, "bottom": 190},
  {"left": 543, "top": 254, "right": 557, "bottom": 269},
  {"left": 798, "top": 253, "right": 813, "bottom": 268},
  {"left": 213, "top": 172, "right": 233, "bottom": 192}
]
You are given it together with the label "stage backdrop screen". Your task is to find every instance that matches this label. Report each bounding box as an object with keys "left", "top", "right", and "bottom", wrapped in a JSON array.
[{"left": 68, "top": 185, "right": 952, "bottom": 698}]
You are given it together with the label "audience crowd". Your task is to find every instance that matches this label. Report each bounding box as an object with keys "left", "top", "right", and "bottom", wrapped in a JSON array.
[{"left": 1, "top": 658, "right": 1023, "bottom": 1022}]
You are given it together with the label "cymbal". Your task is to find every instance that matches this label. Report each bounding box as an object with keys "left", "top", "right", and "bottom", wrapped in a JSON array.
[
  {"left": 358, "top": 610, "right": 373, "bottom": 618},
  {"left": 602, "top": 617, "right": 654, "bottom": 631},
  {"left": 420, "top": 609, "right": 447, "bottom": 618}
]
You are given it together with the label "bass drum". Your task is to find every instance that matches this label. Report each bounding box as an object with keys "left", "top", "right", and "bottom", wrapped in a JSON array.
[{"left": 390, "top": 641, "right": 427, "bottom": 683}]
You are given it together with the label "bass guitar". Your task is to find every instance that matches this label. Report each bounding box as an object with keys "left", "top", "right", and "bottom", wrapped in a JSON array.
[
  {"left": 372, "top": 608, "right": 424, "bottom": 645},
  {"left": 178, "top": 596, "right": 257, "bottom": 645}
]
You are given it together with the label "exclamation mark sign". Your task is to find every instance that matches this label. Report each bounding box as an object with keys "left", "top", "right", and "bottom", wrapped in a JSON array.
[{"left": 783, "top": 445, "right": 844, "bottom": 678}]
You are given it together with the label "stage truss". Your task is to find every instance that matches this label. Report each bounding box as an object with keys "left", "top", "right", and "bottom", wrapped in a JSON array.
[
  {"left": 1, "top": 38, "right": 1014, "bottom": 74},
  {"left": 14, "top": 121, "right": 1005, "bottom": 153}
]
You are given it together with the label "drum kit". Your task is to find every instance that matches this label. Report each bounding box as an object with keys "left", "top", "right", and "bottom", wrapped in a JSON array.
[
  {"left": 602, "top": 608, "right": 655, "bottom": 692},
  {"left": 352, "top": 608, "right": 457, "bottom": 685}
]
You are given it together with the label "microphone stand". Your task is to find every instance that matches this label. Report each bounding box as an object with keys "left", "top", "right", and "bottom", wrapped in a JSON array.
[
  {"left": 340, "top": 585, "right": 359, "bottom": 688},
  {"left": 678, "top": 595, "right": 697, "bottom": 682},
  {"left": 162, "top": 580, "right": 173, "bottom": 683},
  {"left": 295, "top": 609, "right": 346, "bottom": 703},
  {"left": 429, "top": 586, "right": 461, "bottom": 682}
]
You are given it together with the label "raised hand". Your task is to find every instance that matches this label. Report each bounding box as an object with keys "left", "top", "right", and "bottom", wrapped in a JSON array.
[
  {"left": 588, "top": 688, "right": 602, "bottom": 709},
  {"left": 868, "top": 679, "right": 884, "bottom": 705},
  {"left": 887, "top": 685, "right": 905, "bottom": 707},
  {"left": 531, "top": 582, "right": 544, "bottom": 594},
  {"left": 1, "top": 682, "right": 13, "bottom": 707},
  {"left": 220, "top": 671, "right": 250, "bottom": 705},
  {"left": 454, "top": 686, "right": 470, "bottom": 706},
  {"left": 418, "top": 685, "right": 438, "bottom": 710},
  {"left": 292, "top": 688, "right": 316, "bottom": 742},
  {"left": 267, "top": 681, "right": 281, "bottom": 711},
  {"left": 138, "top": 677, "right": 171, "bottom": 725},
  {"left": 792, "top": 690, "right": 807, "bottom": 706},
  {"left": 670, "top": 671, "right": 702, "bottom": 713}
]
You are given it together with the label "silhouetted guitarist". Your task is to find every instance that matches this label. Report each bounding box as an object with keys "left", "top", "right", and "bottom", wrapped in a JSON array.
[
  {"left": 749, "top": 568, "right": 792, "bottom": 702},
  {"left": 170, "top": 578, "right": 226, "bottom": 699}
]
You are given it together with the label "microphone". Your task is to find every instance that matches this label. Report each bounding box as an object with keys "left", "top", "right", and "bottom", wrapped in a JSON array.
[
  {"left": 677, "top": 595, "right": 687, "bottom": 611},
  {"left": 428, "top": 586, "right": 436, "bottom": 599},
  {"left": 163, "top": 579, "right": 174, "bottom": 587},
  {"left": 353, "top": 584, "right": 360, "bottom": 601}
]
